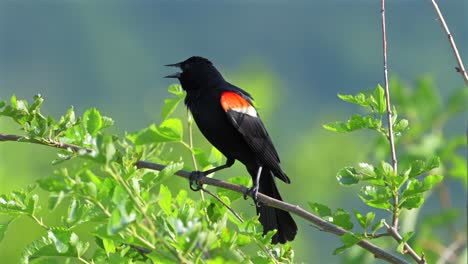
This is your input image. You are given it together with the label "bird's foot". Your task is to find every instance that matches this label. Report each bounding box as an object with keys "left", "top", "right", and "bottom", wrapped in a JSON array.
[
  {"left": 189, "top": 171, "right": 204, "bottom": 191},
  {"left": 243, "top": 185, "right": 261, "bottom": 207}
]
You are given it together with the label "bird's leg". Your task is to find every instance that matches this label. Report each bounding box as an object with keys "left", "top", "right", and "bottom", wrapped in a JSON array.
[
  {"left": 189, "top": 158, "right": 235, "bottom": 191},
  {"left": 243, "top": 165, "right": 262, "bottom": 206}
]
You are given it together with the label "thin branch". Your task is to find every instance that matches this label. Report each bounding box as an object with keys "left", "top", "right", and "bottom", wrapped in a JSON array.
[
  {"left": 0, "top": 133, "right": 91, "bottom": 153},
  {"left": 430, "top": 0, "right": 468, "bottom": 86},
  {"left": 381, "top": 3, "right": 426, "bottom": 263},
  {"left": 0, "top": 133, "right": 409, "bottom": 264},
  {"left": 381, "top": 0, "right": 400, "bottom": 230},
  {"left": 200, "top": 186, "right": 244, "bottom": 223},
  {"left": 385, "top": 222, "right": 426, "bottom": 264}
]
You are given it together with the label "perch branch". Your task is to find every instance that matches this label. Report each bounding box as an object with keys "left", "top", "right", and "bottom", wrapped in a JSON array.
[{"left": 0, "top": 132, "right": 409, "bottom": 263}]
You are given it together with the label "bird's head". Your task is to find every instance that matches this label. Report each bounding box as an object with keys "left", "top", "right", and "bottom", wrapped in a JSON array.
[{"left": 165, "top": 56, "right": 224, "bottom": 91}]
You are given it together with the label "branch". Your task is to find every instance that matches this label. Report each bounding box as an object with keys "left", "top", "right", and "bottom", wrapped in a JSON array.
[
  {"left": 385, "top": 222, "right": 426, "bottom": 264},
  {"left": 0, "top": 133, "right": 409, "bottom": 263},
  {"left": 381, "top": 0, "right": 400, "bottom": 229},
  {"left": 136, "top": 161, "right": 409, "bottom": 264},
  {"left": 380, "top": 3, "right": 426, "bottom": 263},
  {"left": 430, "top": 0, "right": 468, "bottom": 86},
  {"left": 0, "top": 133, "right": 92, "bottom": 153}
]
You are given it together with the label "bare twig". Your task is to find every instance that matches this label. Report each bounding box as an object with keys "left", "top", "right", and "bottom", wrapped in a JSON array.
[
  {"left": 381, "top": 0, "right": 399, "bottom": 229},
  {"left": 199, "top": 187, "right": 244, "bottom": 223},
  {"left": 430, "top": 0, "right": 468, "bottom": 86},
  {"left": 0, "top": 133, "right": 409, "bottom": 264}
]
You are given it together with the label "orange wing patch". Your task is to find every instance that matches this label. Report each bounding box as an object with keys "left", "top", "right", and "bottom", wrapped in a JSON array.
[{"left": 220, "top": 91, "right": 257, "bottom": 117}]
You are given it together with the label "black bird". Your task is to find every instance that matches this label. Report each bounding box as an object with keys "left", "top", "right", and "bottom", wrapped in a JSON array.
[{"left": 165, "top": 56, "right": 297, "bottom": 244}]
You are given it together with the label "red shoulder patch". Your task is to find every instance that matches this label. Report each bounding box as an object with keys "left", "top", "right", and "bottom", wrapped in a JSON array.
[
  {"left": 220, "top": 91, "right": 257, "bottom": 117},
  {"left": 220, "top": 91, "right": 251, "bottom": 112}
]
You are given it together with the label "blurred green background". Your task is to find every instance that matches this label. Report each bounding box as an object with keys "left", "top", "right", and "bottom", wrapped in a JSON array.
[{"left": 0, "top": 0, "right": 466, "bottom": 263}]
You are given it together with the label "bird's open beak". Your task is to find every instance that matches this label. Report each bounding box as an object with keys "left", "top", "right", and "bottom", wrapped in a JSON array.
[
  {"left": 164, "top": 62, "right": 183, "bottom": 78},
  {"left": 164, "top": 72, "right": 181, "bottom": 79}
]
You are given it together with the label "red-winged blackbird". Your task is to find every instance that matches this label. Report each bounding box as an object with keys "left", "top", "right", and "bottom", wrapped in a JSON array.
[{"left": 165, "top": 56, "right": 297, "bottom": 244}]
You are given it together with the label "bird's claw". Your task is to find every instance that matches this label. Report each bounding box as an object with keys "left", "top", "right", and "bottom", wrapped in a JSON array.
[
  {"left": 189, "top": 171, "right": 204, "bottom": 191},
  {"left": 243, "top": 185, "right": 261, "bottom": 207}
]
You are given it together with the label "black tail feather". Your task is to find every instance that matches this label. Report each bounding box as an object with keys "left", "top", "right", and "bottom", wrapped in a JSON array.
[{"left": 248, "top": 167, "right": 297, "bottom": 244}]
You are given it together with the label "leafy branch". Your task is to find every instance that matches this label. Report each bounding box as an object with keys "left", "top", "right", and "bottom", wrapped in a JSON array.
[{"left": 0, "top": 131, "right": 408, "bottom": 263}]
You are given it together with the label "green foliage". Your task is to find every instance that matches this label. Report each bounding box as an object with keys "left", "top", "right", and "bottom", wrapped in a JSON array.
[
  {"left": 324, "top": 78, "right": 467, "bottom": 262},
  {"left": 0, "top": 76, "right": 465, "bottom": 263},
  {"left": 0, "top": 86, "right": 292, "bottom": 263}
]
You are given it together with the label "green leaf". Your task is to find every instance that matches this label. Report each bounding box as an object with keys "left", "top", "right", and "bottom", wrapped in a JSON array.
[
  {"left": 25, "top": 194, "right": 38, "bottom": 215},
  {"left": 158, "top": 161, "right": 184, "bottom": 183},
  {"left": 394, "top": 118, "right": 409, "bottom": 134},
  {"left": 111, "top": 186, "right": 128, "bottom": 207},
  {"left": 218, "top": 176, "right": 250, "bottom": 202},
  {"left": 337, "top": 167, "right": 360, "bottom": 185},
  {"left": 372, "top": 84, "right": 386, "bottom": 114},
  {"left": 323, "top": 121, "right": 349, "bottom": 133},
  {"left": 408, "top": 156, "right": 440, "bottom": 178},
  {"left": 334, "top": 233, "right": 362, "bottom": 255},
  {"left": 0, "top": 190, "right": 33, "bottom": 215},
  {"left": 69, "top": 233, "right": 89, "bottom": 257},
  {"left": 161, "top": 97, "right": 182, "bottom": 120},
  {"left": 101, "top": 116, "right": 114, "bottom": 129},
  {"left": 83, "top": 108, "right": 102, "bottom": 136},
  {"left": 402, "top": 174, "right": 444, "bottom": 198},
  {"left": 47, "top": 229, "right": 70, "bottom": 253},
  {"left": 107, "top": 208, "right": 136, "bottom": 235},
  {"left": 332, "top": 209, "right": 354, "bottom": 230},
  {"left": 397, "top": 231, "right": 415, "bottom": 253},
  {"left": 48, "top": 192, "right": 65, "bottom": 211},
  {"left": 358, "top": 185, "right": 392, "bottom": 210},
  {"left": 29, "top": 94, "right": 44, "bottom": 112},
  {"left": 357, "top": 163, "right": 376, "bottom": 179},
  {"left": 127, "top": 124, "right": 159, "bottom": 145},
  {"left": 400, "top": 195, "right": 424, "bottom": 210},
  {"left": 371, "top": 219, "right": 385, "bottom": 233},
  {"left": 0, "top": 219, "right": 12, "bottom": 242},
  {"left": 66, "top": 199, "right": 82, "bottom": 226},
  {"left": 351, "top": 115, "right": 382, "bottom": 132},
  {"left": 208, "top": 147, "right": 224, "bottom": 166},
  {"left": 167, "top": 84, "right": 185, "bottom": 97},
  {"left": 20, "top": 236, "right": 54, "bottom": 264},
  {"left": 128, "top": 119, "right": 183, "bottom": 145},
  {"left": 354, "top": 210, "right": 375, "bottom": 230},
  {"left": 102, "top": 238, "right": 116, "bottom": 254},
  {"left": 158, "top": 118, "right": 183, "bottom": 141},
  {"left": 37, "top": 176, "right": 68, "bottom": 193},
  {"left": 337, "top": 93, "right": 369, "bottom": 107},
  {"left": 308, "top": 202, "right": 332, "bottom": 217},
  {"left": 96, "top": 134, "right": 116, "bottom": 164},
  {"left": 158, "top": 185, "right": 172, "bottom": 215}
]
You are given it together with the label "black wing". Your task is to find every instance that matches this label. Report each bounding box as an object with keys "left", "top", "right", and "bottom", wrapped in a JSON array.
[{"left": 220, "top": 89, "right": 290, "bottom": 183}]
